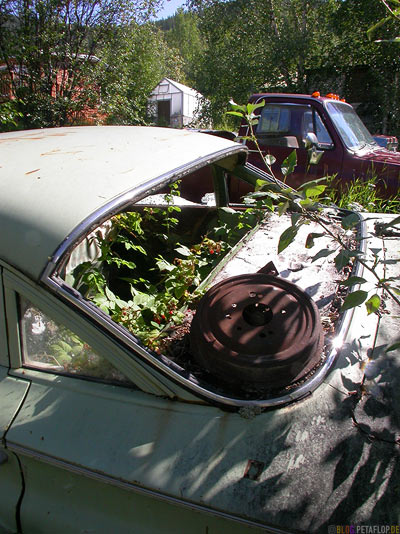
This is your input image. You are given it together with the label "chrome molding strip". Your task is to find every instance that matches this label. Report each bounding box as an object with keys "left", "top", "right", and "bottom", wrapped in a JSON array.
[{"left": 7, "top": 442, "right": 291, "bottom": 534}]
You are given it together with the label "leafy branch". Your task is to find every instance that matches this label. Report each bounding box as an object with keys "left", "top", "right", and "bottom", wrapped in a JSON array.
[
  {"left": 227, "top": 100, "right": 296, "bottom": 185},
  {"left": 367, "top": 0, "right": 400, "bottom": 42}
]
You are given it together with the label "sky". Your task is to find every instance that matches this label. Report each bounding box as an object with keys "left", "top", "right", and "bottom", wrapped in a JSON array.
[{"left": 155, "top": 0, "right": 186, "bottom": 19}]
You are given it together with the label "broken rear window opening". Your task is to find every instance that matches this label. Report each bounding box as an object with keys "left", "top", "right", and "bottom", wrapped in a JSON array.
[{"left": 53, "top": 167, "right": 363, "bottom": 409}]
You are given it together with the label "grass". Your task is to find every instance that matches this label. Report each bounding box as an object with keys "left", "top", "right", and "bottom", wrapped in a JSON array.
[{"left": 325, "top": 175, "right": 400, "bottom": 214}]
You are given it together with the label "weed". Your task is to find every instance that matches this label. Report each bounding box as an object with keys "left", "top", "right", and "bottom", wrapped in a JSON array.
[{"left": 325, "top": 175, "right": 400, "bottom": 214}]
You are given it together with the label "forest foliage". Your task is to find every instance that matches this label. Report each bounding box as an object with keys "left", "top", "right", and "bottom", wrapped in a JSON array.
[{"left": 0, "top": 0, "right": 399, "bottom": 134}]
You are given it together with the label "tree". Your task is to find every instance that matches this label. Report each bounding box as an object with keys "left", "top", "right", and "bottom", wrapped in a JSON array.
[
  {"left": 0, "top": 100, "right": 22, "bottom": 130},
  {"left": 100, "top": 22, "right": 185, "bottom": 124},
  {"left": 161, "top": 8, "right": 204, "bottom": 84},
  {"left": 0, "top": 0, "right": 161, "bottom": 128},
  {"left": 367, "top": 0, "right": 400, "bottom": 43},
  {"left": 185, "top": 0, "right": 400, "bottom": 136},
  {"left": 328, "top": 0, "right": 400, "bottom": 136},
  {"left": 188, "top": 0, "right": 337, "bottom": 126}
]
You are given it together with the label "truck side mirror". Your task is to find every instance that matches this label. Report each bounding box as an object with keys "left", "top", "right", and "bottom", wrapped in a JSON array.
[{"left": 305, "top": 132, "right": 318, "bottom": 149}]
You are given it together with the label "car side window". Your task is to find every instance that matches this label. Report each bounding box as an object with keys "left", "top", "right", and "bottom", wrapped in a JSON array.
[{"left": 19, "top": 296, "right": 132, "bottom": 385}]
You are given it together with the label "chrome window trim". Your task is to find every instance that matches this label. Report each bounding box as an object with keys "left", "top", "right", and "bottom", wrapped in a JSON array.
[
  {"left": 0, "top": 266, "right": 10, "bottom": 367},
  {"left": 42, "top": 215, "right": 367, "bottom": 409},
  {"left": 41, "top": 146, "right": 245, "bottom": 281},
  {"left": 40, "top": 270, "right": 364, "bottom": 408}
]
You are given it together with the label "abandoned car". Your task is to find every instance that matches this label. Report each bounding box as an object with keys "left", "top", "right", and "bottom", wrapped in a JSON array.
[{"left": 0, "top": 126, "right": 399, "bottom": 533}]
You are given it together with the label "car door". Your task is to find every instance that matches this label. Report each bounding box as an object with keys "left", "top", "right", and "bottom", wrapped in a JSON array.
[
  {"left": 0, "top": 266, "right": 29, "bottom": 534},
  {"left": 2, "top": 269, "right": 272, "bottom": 534}
]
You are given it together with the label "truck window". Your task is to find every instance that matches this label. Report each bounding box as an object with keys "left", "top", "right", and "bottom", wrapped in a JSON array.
[
  {"left": 257, "top": 105, "right": 290, "bottom": 134},
  {"left": 303, "top": 110, "right": 333, "bottom": 149},
  {"left": 256, "top": 103, "right": 332, "bottom": 150},
  {"left": 326, "top": 101, "right": 375, "bottom": 151}
]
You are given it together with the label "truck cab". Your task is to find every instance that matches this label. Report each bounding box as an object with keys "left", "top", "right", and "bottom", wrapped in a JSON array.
[{"left": 239, "top": 92, "right": 400, "bottom": 196}]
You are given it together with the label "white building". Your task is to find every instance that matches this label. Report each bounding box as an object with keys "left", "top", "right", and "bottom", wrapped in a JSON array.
[{"left": 149, "top": 78, "right": 204, "bottom": 128}]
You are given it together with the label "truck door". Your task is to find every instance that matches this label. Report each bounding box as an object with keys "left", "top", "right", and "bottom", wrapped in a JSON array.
[{"left": 247, "top": 102, "right": 344, "bottom": 189}]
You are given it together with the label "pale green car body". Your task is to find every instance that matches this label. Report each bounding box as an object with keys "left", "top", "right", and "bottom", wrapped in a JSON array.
[{"left": 0, "top": 126, "right": 399, "bottom": 534}]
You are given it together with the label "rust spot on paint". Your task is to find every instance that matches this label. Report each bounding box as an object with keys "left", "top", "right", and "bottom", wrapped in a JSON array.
[
  {"left": 243, "top": 459, "right": 264, "bottom": 480},
  {"left": 41, "top": 149, "right": 61, "bottom": 156}
]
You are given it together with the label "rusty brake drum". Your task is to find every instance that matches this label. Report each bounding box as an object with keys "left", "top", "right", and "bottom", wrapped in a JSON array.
[{"left": 190, "top": 273, "right": 324, "bottom": 392}]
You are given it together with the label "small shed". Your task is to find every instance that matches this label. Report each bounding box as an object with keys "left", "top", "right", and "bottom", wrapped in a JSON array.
[{"left": 149, "top": 78, "right": 204, "bottom": 128}]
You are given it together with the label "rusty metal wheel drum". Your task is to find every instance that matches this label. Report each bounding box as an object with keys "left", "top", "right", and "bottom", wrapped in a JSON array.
[{"left": 190, "top": 273, "right": 324, "bottom": 391}]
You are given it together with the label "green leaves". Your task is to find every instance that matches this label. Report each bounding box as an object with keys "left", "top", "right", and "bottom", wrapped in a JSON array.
[
  {"left": 367, "top": 1, "right": 400, "bottom": 42},
  {"left": 334, "top": 248, "right": 364, "bottom": 271},
  {"left": 175, "top": 245, "right": 192, "bottom": 257},
  {"left": 387, "top": 215, "right": 400, "bottom": 227},
  {"left": 341, "top": 213, "right": 359, "bottom": 230},
  {"left": 228, "top": 99, "right": 265, "bottom": 117},
  {"left": 386, "top": 341, "right": 400, "bottom": 353},
  {"left": 226, "top": 111, "right": 245, "bottom": 119},
  {"left": 0, "top": 100, "right": 23, "bottom": 127},
  {"left": 281, "top": 150, "right": 297, "bottom": 180},
  {"left": 341, "top": 290, "right": 369, "bottom": 311},
  {"left": 264, "top": 154, "right": 277, "bottom": 167},
  {"left": 334, "top": 250, "right": 352, "bottom": 271},
  {"left": 367, "top": 15, "right": 394, "bottom": 41},
  {"left": 50, "top": 340, "right": 73, "bottom": 364},
  {"left": 340, "top": 276, "right": 368, "bottom": 287},
  {"left": 156, "top": 257, "right": 175, "bottom": 272},
  {"left": 298, "top": 178, "right": 327, "bottom": 199},
  {"left": 365, "top": 294, "right": 381, "bottom": 314},
  {"left": 312, "top": 248, "right": 335, "bottom": 262},
  {"left": 227, "top": 100, "right": 265, "bottom": 126},
  {"left": 278, "top": 225, "right": 299, "bottom": 253},
  {"left": 305, "top": 232, "right": 325, "bottom": 249},
  {"left": 340, "top": 291, "right": 381, "bottom": 315}
]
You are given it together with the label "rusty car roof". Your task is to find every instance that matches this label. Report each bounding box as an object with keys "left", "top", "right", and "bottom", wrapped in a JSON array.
[{"left": 0, "top": 126, "right": 246, "bottom": 280}]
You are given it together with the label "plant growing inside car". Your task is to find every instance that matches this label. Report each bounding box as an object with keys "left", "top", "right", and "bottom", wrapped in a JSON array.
[
  {"left": 68, "top": 188, "right": 263, "bottom": 353},
  {"left": 22, "top": 299, "right": 130, "bottom": 381}
]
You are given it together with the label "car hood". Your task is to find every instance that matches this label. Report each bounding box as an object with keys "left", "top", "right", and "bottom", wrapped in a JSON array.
[{"left": 357, "top": 144, "right": 400, "bottom": 165}]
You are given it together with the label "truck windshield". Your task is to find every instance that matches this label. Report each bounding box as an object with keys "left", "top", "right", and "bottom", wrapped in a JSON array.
[{"left": 326, "top": 101, "right": 376, "bottom": 151}]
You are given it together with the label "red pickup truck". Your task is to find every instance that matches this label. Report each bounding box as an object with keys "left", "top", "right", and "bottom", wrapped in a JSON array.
[{"left": 238, "top": 92, "right": 400, "bottom": 197}]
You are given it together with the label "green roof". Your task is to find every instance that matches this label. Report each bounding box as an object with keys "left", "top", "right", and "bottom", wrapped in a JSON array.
[{"left": 0, "top": 126, "right": 245, "bottom": 280}]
